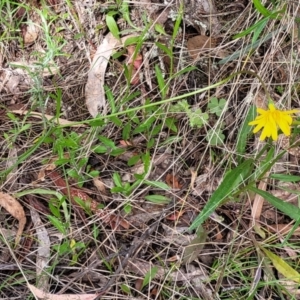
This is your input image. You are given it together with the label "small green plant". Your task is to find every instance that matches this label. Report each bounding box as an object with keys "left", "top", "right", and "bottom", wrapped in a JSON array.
[
  {"left": 207, "top": 97, "right": 226, "bottom": 117},
  {"left": 234, "top": 0, "right": 286, "bottom": 44},
  {"left": 190, "top": 101, "right": 300, "bottom": 232},
  {"left": 206, "top": 127, "right": 225, "bottom": 146},
  {"left": 169, "top": 100, "right": 209, "bottom": 128}
]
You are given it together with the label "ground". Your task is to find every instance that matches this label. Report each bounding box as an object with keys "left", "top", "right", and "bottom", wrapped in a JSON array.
[{"left": 1, "top": 0, "right": 300, "bottom": 299}]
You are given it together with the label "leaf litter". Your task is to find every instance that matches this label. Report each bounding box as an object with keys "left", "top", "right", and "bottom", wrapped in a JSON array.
[
  {"left": 1, "top": 0, "right": 300, "bottom": 299},
  {"left": 0, "top": 192, "right": 26, "bottom": 246}
]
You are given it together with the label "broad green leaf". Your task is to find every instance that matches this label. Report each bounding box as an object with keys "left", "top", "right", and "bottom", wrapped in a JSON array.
[
  {"left": 120, "top": 284, "right": 131, "bottom": 295},
  {"left": 169, "top": 100, "right": 190, "bottom": 113},
  {"left": 142, "top": 151, "right": 151, "bottom": 173},
  {"left": 15, "top": 188, "right": 63, "bottom": 200},
  {"left": 113, "top": 172, "right": 123, "bottom": 188},
  {"left": 49, "top": 202, "right": 61, "bottom": 218},
  {"left": 123, "top": 203, "right": 132, "bottom": 214},
  {"left": 120, "top": 1, "right": 137, "bottom": 30},
  {"left": 155, "top": 64, "right": 167, "bottom": 99},
  {"left": 252, "top": 18, "right": 268, "bottom": 44},
  {"left": 165, "top": 117, "right": 177, "bottom": 132},
  {"left": 142, "top": 266, "right": 159, "bottom": 289},
  {"left": 253, "top": 0, "right": 273, "bottom": 17},
  {"left": 189, "top": 159, "right": 254, "bottom": 230},
  {"left": 270, "top": 174, "right": 300, "bottom": 182},
  {"left": 145, "top": 195, "right": 171, "bottom": 204},
  {"left": 206, "top": 128, "right": 225, "bottom": 146},
  {"left": 89, "top": 119, "right": 105, "bottom": 127},
  {"left": 182, "top": 226, "right": 207, "bottom": 264},
  {"left": 127, "top": 154, "right": 141, "bottom": 166},
  {"left": 262, "top": 248, "right": 300, "bottom": 283},
  {"left": 172, "top": 1, "right": 183, "bottom": 41},
  {"left": 233, "top": 17, "right": 269, "bottom": 39},
  {"left": 93, "top": 145, "right": 108, "bottom": 154},
  {"left": 48, "top": 215, "right": 66, "bottom": 235},
  {"left": 124, "top": 36, "right": 141, "bottom": 47},
  {"left": 249, "top": 186, "right": 300, "bottom": 221},
  {"left": 110, "top": 148, "right": 126, "bottom": 156},
  {"left": 106, "top": 12, "right": 120, "bottom": 40},
  {"left": 98, "top": 136, "right": 116, "bottom": 149},
  {"left": 89, "top": 170, "right": 100, "bottom": 178},
  {"left": 236, "top": 105, "right": 256, "bottom": 160},
  {"left": 144, "top": 180, "right": 170, "bottom": 190},
  {"left": 170, "top": 66, "right": 197, "bottom": 79},
  {"left": 207, "top": 97, "right": 226, "bottom": 116},
  {"left": 122, "top": 122, "right": 131, "bottom": 140},
  {"left": 155, "top": 42, "right": 172, "bottom": 57},
  {"left": 154, "top": 23, "right": 167, "bottom": 35},
  {"left": 73, "top": 196, "right": 92, "bottom": 215},
  {"left": 189, "top": 109, "right": 208, "bottom": 128}
]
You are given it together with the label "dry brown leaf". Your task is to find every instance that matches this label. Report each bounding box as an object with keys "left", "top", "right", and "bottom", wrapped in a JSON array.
[
  {"left": 92, "top": 177, "right": 107, "bottom": 194},
  {"left": 251, "top": 174, "right": 269, "bottom": 238},
  {"left": 252, "top": 178, "right": 268, "bottom": 221},
  {"left": 30, "top": 208, "right": 50, "bottom": 291},
  {"left": 85, "top": 33, "right": 138, "bottom": 117},
  {"left": 46, "top": 170, "right": 90, "bottom": 219},
  {"left": 126, "top": 45, "right": 143, "bottom": 85},
  {"left": 23, "top": 22, "right": 39, "bottom": 44},
  {"left": 0, "top": 192, "right": 26, "bottom": 245},
  {"left": 187, "top": 35, "right": 216, "bottom": 60},
  {"left": 36, "top": 154, "right": 70, "bottom": 182},
  {"left": 165, "top": 173, "right": 183, "bottom": 189},
  {"left": 5, "top": 146, "right": 18, "bottom": 190},
  {"left": 166, "top": 210, "right": 185, "bottom": 221},
  {"left": 269, "top": 224, "right": 300, "bottom": 236},
  {"left": 12, "top": 110, "right": 87, "bottom": 127},
  {"left": 28, "top": 283, "right": 97, "bottom": 300},
  {"left": 190, "top": 168, "right": 197, "bottom": 189},
  {"left": 85, "top": 32, "right": 119, "bottom": 117},
  {"left": 119, "top": 140, "right": 133, "bottom": 147},
  {"left": 97, "top": 210, "right": 130, "bottom": 230}
]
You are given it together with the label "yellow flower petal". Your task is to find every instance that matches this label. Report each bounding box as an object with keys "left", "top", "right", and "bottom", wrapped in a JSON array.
[{"left": 249, "top": 103, "right": 298, "bottom": 141}]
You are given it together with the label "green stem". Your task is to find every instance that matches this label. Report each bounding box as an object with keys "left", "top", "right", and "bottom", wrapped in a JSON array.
[{"left": 57, "top": 70, "right": 270, "bottom": 128}]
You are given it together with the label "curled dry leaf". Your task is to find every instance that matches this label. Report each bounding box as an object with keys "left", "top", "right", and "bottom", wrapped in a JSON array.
[
  {"left": 92, "top": 177, "right": 107, "bottom": 194},
  {"left": 166, "top": 210, "right": 185, "bottom": 221},
  {"left": 85, "top": 33, "right": 138, "bottom": 117},
  {"left": 85, "top": 32, "right": 119, "bottom": 117},
  {"left": 23, "top": 22, "right": 39, "bottom": 44},
  {"left": 0, "top": 192, "right": 26, "bottom": 245},
  {"left": 252, "top": 172, "right": 269, "bottom": 238},
  {"left": 187, "top": 35, "right": 216, "bottom": 60},
  {"left": 126, "top": 45, "right": 143, "bottom": 85},
  {"left": 30, "top": 208, "right": 50, "bottom": 291},
  {"left": 97, "top": 209, "right": 130, "bottom": 230},
  {"left": 28, "top": 283, "right": 97, "bottom": 300},
  {"left": 12, "top": 110, "right": 87, "bottom": 127},
  {"left": 165, "top": 173, "right": 183, "bottom": 189}
]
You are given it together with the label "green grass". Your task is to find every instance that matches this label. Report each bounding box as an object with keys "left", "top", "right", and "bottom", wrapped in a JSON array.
[{"left": 1, "top": 0, "right": 300, "bottom": 299}]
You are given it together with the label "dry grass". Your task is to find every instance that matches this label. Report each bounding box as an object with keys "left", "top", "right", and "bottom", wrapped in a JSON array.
[{"left": 1, "top": 0, "right": 300, "bottom": 299}]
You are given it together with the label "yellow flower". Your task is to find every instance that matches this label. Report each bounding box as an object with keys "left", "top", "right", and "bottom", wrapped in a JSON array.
[{"left": 249, "top": 103, "right": 299, "bottom": 141}]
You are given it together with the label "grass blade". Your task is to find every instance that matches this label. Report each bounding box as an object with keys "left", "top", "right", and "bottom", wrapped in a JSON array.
[
  {"left": 249, "top": 186, "right": 300, "bottom": 221},
  {"left": 262, "top": 248, "right": 300, "bottom": 283},
  {"left": 189, "top": 159, "right": 254, "bottom": 230}
]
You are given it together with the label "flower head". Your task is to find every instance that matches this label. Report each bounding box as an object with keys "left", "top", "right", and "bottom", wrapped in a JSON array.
[{"left": 249, "top": 103, "right": 299, "bottom": 141}]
